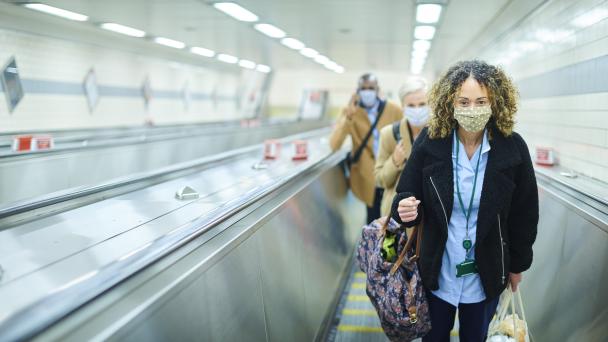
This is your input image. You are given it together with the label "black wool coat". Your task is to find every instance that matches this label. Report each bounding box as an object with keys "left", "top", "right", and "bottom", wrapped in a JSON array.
[{"left": 391, "top": 122, "right": 539, "bottom": 300}]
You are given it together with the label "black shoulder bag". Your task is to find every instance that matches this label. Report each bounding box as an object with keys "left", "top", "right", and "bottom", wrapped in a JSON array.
[{"left": 341, "top": 100, "right": 387, "bottom": 185}]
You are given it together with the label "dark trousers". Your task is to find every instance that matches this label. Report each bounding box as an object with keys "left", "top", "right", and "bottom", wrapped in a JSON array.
[
  {"left": 366, "top": 187, "right": 384, "bottom": 224},
  {"left": 423, "top": 292, "right": 499, "bottom": 342}
]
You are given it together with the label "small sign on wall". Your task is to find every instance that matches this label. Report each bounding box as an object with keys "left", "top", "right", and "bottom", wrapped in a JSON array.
[
  {"left": 83, "top": 68, "right": 99, "bottom": 113},
  {"left": 1, "top": 56, "right": 24, "bottom": 113},
  {"left": 141, "top": 75, "right": 152, "bottom": 109},
  {"left": 182, "top": 82, "right": 191, "bottom": 111}
]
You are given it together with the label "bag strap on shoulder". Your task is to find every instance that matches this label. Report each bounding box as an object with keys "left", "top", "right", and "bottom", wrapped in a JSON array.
[
  {"left": 351, "top": 100, "right": 386, "bottom": 164},
  {"left": 392, "top": 121, "right": 401, "bottom": 142}
]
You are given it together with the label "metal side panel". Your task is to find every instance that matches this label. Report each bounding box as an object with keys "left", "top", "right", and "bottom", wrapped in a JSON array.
[
  {"left": 523, "top": 186, "right": 608, "bottom": 342},
  {"left": 111, "top": 235, "right": 268, "bottom": 342},
  {"left": 31, "top": 161, "right": 364, "bottom": 341},
  {"left": 0, "top": 121, "right": 326, "bottom": 206}
]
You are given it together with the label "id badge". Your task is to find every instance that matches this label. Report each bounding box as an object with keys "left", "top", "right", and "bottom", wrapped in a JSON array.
[{"left": 456, "top": 260, "right": 478, "bottom": 277}]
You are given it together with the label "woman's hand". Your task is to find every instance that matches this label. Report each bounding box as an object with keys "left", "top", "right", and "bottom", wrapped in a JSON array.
[
  {"left": 509, "top": 272, "right": 522, "bottom": 291},
  {"left": 397, "top": 196, "right": 420, "bottom": 222}
]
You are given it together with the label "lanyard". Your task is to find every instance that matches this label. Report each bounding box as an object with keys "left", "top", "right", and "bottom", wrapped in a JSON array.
[{"left": 454, "top": 131, "right": 484, "bottom": 255}]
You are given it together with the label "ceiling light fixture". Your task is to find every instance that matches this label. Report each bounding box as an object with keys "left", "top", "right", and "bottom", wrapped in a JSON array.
[
  {"left": 256, "top": 64, "right": 271, "bottom": 73},
  {"left": 411, "top": 50, "right": 428, "bottom": 59},
  {"left": 300, "top": 48, "right": 319, "bottom": 58},
  {"left": 213, "top": 2, "right": 258, "bottom": 22},
  {"left": 190, "top": 46, "right": 216, "bottom": 57},
  {"left": 217, "top": 53, "right": 239, "bottom": 64},
  {"left": 416, "top": 4, "right": 442, "bottom": 24},
  {"left": 238, "top": 59, "right": 256, "bottom": 69},
  {"left": 414, "top": 25, "right": 436, "bottom": 40},
  {"left": 24, "top": 3, "right": 88, "bottom": 21},
  {"left": 154, "top": 37, "right": 186, "bottom": 49},
  {"left": 413, "top": 39, "right": 431, "bottom": 51},
  {"left": 281, "top": 37, "right": 305, "bottom": 50},
  {"left": 100, "top": 23, "right": 146, "bottom": 38},
  {"left": 254, "top": 23, "right": 286, "bottom": 38},
  {"left": 314, "top": 55, "right": 330, "bottom": 64}
]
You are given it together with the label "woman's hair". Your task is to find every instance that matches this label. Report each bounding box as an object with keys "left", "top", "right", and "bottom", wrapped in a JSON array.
[
  {"left": 427, "top": 60, "right": 519, "bottom": 139},
  {"left": 398, "top": 77, "right": 428, "bottom": 102}
]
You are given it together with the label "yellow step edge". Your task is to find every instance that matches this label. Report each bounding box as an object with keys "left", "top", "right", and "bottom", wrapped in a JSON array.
[
  {"left": 337, "top": 325, "right": 384, "bottom": 333},
  {"left": 450, "top": 330, "right": 458, "bottom": 337},
  {"left": 354, "top": 272, "right": 366, "bottom": 278},
  {"left": 351, "top": 283, "right": 366, "bottom": 289},
  {"left": 342, "top": 309, "right": 377, "bottom": 316},
  {"left": 347, "top": 295, "right": 369, "bottom": 302}
]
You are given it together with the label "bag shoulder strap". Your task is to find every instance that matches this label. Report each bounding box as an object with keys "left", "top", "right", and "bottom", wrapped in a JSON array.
[
  {"left": 406, "top": 121, "right": 415, "bottom": 145},
  {"left": 351, "top": 100, "right": 386, "bottom": 164},
  {"left": 392, "top": 121, "right": 401, "bottom": 142}
]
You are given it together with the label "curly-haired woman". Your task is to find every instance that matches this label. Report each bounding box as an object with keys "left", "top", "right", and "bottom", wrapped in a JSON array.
[{"left": 391, "top": 60, "right": 539, "bottom": 341}]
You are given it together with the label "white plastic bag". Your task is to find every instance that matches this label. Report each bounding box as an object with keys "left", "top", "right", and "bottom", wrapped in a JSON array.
[{"left": 487, "top": 286, "right": 530, "bottom": 342}]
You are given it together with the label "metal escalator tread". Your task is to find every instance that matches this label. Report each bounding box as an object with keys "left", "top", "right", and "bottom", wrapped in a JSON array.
[{"left": 328, "top": 263, "right": 389, "bottom": 342}]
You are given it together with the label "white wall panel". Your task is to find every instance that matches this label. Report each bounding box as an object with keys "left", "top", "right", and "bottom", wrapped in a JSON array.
[
  {"left": 0, "top": 25, "right": 249, "bottom": 132},
  {"left": 471, "top": 0, "right": 608, "bottom": 184}
]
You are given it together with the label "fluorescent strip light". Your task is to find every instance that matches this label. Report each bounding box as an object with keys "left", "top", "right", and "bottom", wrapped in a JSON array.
[
  {"left": 238, "top": 59, "right": 256, "bottom": 69},
  {"left": 416, "top": 4, "right": 442, "bottom": 24},
  {"left": 412, "top": 50, "right": 428, "bottom": 59},
  {"left": 256, "top": 64, "right": 271, "bottom": 73},
  {"left": 410, "top": 65, "right": 423, "bottom": 75},
  {"left": 414, "top": 26, "right": 436, "bottom": 40},
  {"left": 411, "top": 56, "right": 426, "bottom": 65},
  {"left": 324, "top": 61, "right": 338, "bottom": 70},
  {"left": 254, "top": 23, "right": 286, "bottom": 38},
  {"left": 314, "top": 55, "right": 330, "bottom": 64},
  {"left": 190, "top": 46, "right": 215, "bottom": 57},
  {"left": 300, "top": 48, "right": 319, "bottom": 58},
  {"left": 154, "top": 37, "right": 186, "bottom": 49},
  {"left": 572, "top": 8, "right": 608, "bottom": 28},
  {"left": 334, "top": 66, "right": 345, "bottom": 74},
  {"left": 413, "top": 39, "right": 431, "bottom": 51},
  {"left": 100, "top": 23, "right": 146, "bottom": 38},
  {"left": 281, "top": 38, "right": 305, "bottom": 50},
  {"left": 24, "top": 3, "right": 88, "bottom": 21},
  {"left": 213, "top": 2, "right": 258, "bottom": 22},
  {"left": 217, "top": 53, "right": 239, "bottom": 64}
]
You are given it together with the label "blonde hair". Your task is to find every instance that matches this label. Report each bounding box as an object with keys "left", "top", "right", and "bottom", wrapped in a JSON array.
[
  {"left": 398, "top": 77, "right": 428, "bottom": 103},
  {"left": 427, "top": 60, "right": 519, "bottom": 139}
]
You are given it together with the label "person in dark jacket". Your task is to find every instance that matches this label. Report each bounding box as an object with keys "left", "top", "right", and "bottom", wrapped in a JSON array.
[{"left": 392, "top": 60, "right": 538, "bottom": 342}]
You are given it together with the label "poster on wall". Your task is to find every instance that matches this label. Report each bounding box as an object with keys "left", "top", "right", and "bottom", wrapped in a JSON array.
[
  {"left": 239, "top": 71, "right": 267, "bottom": 118},
  {"left": 83, "top": 68, "right": 99, "bottom": 113},
  {"left": 298, "top": 89, "right": 328, "bottom": 120},
  {"left": 1, "top": 56, "right": 24, "bottom": 114}
]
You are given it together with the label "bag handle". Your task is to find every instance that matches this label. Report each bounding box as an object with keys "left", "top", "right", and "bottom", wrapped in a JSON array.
[{"left": 380, "top": 205, "right": 424, "bottom": 276}]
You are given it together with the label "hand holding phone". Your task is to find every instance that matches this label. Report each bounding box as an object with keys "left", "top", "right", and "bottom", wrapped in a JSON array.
[{"left": 345, "top": 93, "right": 359, "bottom": 120}]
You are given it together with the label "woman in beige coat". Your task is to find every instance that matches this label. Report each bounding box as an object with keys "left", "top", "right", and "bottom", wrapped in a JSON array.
[{"left": 374, "top": 78, "right": 429, "bottom": 216}]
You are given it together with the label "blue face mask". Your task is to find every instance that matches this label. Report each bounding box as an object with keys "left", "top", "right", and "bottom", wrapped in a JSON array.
[
  {"left": 358, "top": 89, "right": 378, "bottom": 108},
  {"left": 404, "top": 106, "right": 430, "bottom": 127}
]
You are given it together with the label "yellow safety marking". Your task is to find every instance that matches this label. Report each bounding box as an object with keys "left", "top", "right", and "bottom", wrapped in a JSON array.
[
  {"left": 450, "top": 330, "right": 458, "bottom": 337},
  {"left": 354, "top": 272, "right": 366, "bottom": 278},
  {"left": 337, "top": 325, "right": 384, "bottom": 333},
  {"left": 342, "top": 309, "right": 377, "bottom": 316},
  {"left": 351, "top": 282, "right": 366, "bottom": 289},
  {"left": 347, "top": 295, "right": 370, "bottom": 302}
]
